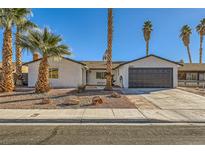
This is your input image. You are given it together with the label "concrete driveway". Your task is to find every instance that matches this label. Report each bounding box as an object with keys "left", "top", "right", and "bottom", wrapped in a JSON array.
[{"left": 124, "top": 88, "right": 205, "bottom": 122}]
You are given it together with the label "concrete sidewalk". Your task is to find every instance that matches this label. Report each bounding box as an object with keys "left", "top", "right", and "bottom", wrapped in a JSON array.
[{"left": 0, "top": 108, "right": 205, "bottom": 123}]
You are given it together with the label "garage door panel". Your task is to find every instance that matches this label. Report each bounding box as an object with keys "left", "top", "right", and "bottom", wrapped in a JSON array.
[{"left": 129, "top": 68, "right": 173, "bottom": 88}]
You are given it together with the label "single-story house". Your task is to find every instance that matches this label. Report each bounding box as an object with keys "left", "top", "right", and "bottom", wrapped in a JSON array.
[
  {"left": 178, "top": 63, "right": 205, "bottom": 87},
  {"left": 25, "top": 54, "right": 181, "bottom": 88}
]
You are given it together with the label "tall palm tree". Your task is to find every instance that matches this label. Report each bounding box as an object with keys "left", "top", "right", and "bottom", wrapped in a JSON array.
[
  {"left": 143, "top": 20, "right": 153, "bottom": 56},
  {"left": 0, "top": 9, "right": 31, "bottom": 92},
  {"left": 15, "top": 19, "right": 37, "bottom": 84},
  {"left": 20, "top": 27, "right": 70, "bottom": 93},
  {"left": 105, "top": 8, "right": 113, "bottom": 91},
  {"left": 180, "top": 25, "right": 192, "bottom": 63},
  {"left": 196, "top": 18, "right": 205, "bottom": 63}
]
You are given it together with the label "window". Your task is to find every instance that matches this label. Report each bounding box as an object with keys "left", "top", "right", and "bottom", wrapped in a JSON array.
[
  {"left": 49, "top": 68, "right": 59, "bottom": 79},
  {"left": 186, "top": 73, "right": 197, "bottom": 80},
  {"left": 96, "top": 72, "right": 106, "bottom": 79},
  {"left": 199, "top": 73, "right": 205, "bottom": 81}
]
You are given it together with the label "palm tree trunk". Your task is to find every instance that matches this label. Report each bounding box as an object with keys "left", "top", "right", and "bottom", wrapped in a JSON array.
[
  {"left": 146, "top": 41, "right": 149, "bottom": 56},
  {"left": 15, "top": 28, "right": 23, "bottom": 85},
  {"left": 199, "top": 35, "right": 203, "bottom": 64},
  {"left": 1, "top": 28, "right": 14, "bottom": 92},
  {"left": 35, "top": 56, "right": 50, "bottom": 93},
  {"left": 187, "top": 45, "right": 192, "bottom": 64},
  {"left": 105, "top": 8, "right": 113, "bottom": 91}
]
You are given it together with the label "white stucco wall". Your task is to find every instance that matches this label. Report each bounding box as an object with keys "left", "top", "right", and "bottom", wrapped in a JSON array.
[
  {"left": 115, "top": 56, "right": 179, "bottom": 88},
  {"left": 87, "top": 69, "right": 118, "bottom": 85},
  {"left": 28, "top": 57, "right": 85, "bottom": 88}
]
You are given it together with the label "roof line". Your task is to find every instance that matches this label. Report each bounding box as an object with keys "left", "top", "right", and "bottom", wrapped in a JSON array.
[
  {"left": 23, "top": 56, "right": 86, "bottom": 66},
  {"left": 115, "top": 54, "right": 182, "bottom": 69}
]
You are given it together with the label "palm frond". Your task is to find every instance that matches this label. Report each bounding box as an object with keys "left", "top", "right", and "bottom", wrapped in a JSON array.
[
  {"left": 196, "top": 18, "right": 205, "bottom": 35},
  {"left": 143, "top": 20, "right": 153, "bottom": 31},
  {"left": 47, "top": 44, "right": 70, "bottom": 57},
  {"left": 20, "top": 27, "right": 70, "bottom": 58},
  {"left": 0, "top": 8, "right": 33, "bottom": 29},
  {"left": 143, "top": 20, "right": 153, "bottom": 41},
  {"left": 180, "top": 25, "right": 191, "bottom": 46}
]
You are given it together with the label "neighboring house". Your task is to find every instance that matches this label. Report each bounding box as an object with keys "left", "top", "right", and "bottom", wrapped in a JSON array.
[
  {"left": 0, "top": 62, "right": 30, "bottom": 85},
  {"left": 26, "top": 54, "right": 181, "bottom": 88},
  {"left": 178, "top": 63, "right": 205, "bottom": 87}
]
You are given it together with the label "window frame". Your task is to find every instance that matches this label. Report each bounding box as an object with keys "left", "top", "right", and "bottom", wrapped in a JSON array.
[
  {"left": 49, "top": 68, "right": 59, "bottom": 79},
  {"left": 186, "top": 72, "right": 198, "bottom": 81},
  {"left": 199, "top": 73, "right": 205, "bottom": 81},
  {"left": 96, "top": 72, "right": 106, "bottom": 79}
]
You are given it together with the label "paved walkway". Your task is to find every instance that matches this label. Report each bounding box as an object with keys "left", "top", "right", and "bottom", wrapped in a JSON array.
[
  {"left": 0, "top": 109, "right": 145, "bottom": 123},
  {"left": 0, "top": 108, "right": 205, "bottom": 123}
]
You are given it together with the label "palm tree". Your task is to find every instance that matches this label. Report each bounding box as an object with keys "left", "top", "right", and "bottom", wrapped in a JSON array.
[
  {"left": 196, "top": 18, "right": 205, "bottom": 63},
  {"left": 15, "top": 12, "right": 37, "bottom": 85},
  {"left": 104, "top": 8, "right": 113, "bottom": 91},
  {"left": 180, "top": 25, "right": 192, "bottom": 63},
  {"left": 143, "top": 20, "right": 153, "bottom": 56},
  {"left": 0, "top": 9, "right": 31, "bottom": 92},
  {"left": 20, "top": 27, "right": 70, "bottom": 93}
]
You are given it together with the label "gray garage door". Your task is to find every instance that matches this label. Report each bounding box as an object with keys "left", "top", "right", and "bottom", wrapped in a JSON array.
[{"left": 129, "top": 68, "right": 173, "bottom": 88}]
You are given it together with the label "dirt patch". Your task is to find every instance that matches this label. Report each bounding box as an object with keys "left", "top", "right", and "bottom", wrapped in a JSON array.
[{"left": 0, "top": 89, "right": 136, "bottom": 109}]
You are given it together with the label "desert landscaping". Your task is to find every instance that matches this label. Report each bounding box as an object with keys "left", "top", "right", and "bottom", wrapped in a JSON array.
[{"left": 0, "top": 87, "right": 139, "bottom": 109}]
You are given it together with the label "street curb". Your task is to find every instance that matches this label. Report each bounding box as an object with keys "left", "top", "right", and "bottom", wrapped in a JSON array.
[{"left": 0, "top": 119, "right": 205, "bottom": 123}]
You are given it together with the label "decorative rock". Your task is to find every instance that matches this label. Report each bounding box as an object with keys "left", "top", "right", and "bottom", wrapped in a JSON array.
[
  {"left": 41, "top": 98, "right": 52, "bottom": 104},
  {"left": 111, "top": 92, "right": 121, "bottom": 98},
  {"left": 61, "top": 97, "right": 80, "bottom": 106},
  {"left": 69, "top": 98, "right": 80, "bottom": 105},
  {"left": 92, "top": 96, "right": 103, "bottom": 105}
]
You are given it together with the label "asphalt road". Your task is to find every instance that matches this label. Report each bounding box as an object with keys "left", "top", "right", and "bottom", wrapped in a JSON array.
[{"left": 0, "top": 124, "right": 205, "bottom": 144}]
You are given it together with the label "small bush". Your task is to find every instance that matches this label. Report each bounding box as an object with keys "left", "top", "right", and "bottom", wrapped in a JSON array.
[{"left": 77, "top": 84, "right": 86, "bottom": 93}]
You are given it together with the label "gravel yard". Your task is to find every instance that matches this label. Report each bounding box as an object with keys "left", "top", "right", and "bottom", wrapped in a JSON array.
[{"left": 0, "top": 88, "right": 136, "bottom": 109}]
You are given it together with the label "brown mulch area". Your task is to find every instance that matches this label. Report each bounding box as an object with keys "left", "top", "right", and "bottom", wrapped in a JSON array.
[
  {"left": 0, "top": 88, "right": 136, "bottom": 109},
  {"left": 178, "top": 87, "right": 205, "bottom": 97}
]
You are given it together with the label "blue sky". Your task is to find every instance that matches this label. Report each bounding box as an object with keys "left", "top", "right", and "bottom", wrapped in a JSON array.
[{"left": 0, "top": 8, "right": 205, "bottom": 63}]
